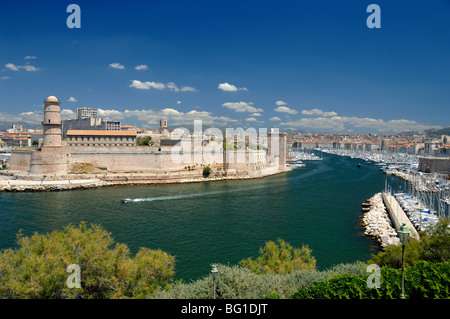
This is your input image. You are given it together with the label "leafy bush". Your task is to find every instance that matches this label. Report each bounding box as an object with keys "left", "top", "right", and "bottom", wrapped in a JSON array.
[
  {"left": 239, "top": 239, "right": 316, "bottom": 275},
  {"left": 0, "top": 223, "right": 175, "bottom": 299},
  {"left": 153, "top": 262, "right": 367, "bottom": 299},
  {"left": 136, "top": 136, "right": 152, "bottom": 146},
  {"left": 291, "top": 261, "right": 450, "bottom": 299},
  {"left": 420, "top": 219, "right": 450, "bottom": 263},
  {"left": 202, "top": 166, "right": 212, "bottom": 177}
]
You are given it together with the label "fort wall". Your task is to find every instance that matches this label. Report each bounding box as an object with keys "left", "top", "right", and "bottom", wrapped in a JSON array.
[
  {"left": 419, "top": 157, "right": 450, "bottom": 174},
  {"left": 8, "top": 150, "right": 32, "bottom": 172}
]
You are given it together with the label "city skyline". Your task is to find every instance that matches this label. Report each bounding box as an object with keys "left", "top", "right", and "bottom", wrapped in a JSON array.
[{"left": 1, "top": 0, "right": 449, "bottom": 134}]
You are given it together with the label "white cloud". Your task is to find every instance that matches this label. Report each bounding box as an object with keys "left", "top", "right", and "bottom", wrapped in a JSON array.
[
  {"left": 0, "top": 76, "right": 10, "bottom": 80},
  {"left": 180, "top": 86, "right": 196, "bottom": 92},
  {"left": 97, "top": 109, "right": 126, "bottom": 121},
  {"left": 167, "top": 82, "right": 179, "bottom": 91},
  {"left": 18, "top": 111, "right": 43, "bottom": 124},
  {"left": 274, "top": 106, "right": 298, "bottom": 114},
  {"left": 129, "top": 80, "right": 166, "bottom": 90},
  {"left": 245, "top": 117, "right": 258, "bottom": 122},
  {"left": 222, "top": 102, "right": 263, "bottom": 113},
  {"left": 24, "top": 56, "right": 37, "bottom": 59},
  {"left": 5, "top": 63, "right": 20, "bottom": 71},
  {"left": 100, "top": 107, "right": 239, "bottom": 127},
  {"left": 20, "top": 65, "right": 40, "bottom": 72},
  {"left": 67, "top": 97, "right": 78, "bottom": 102},
  {"left": 275, "top": 100, "right": 287, "bottom": 106},
  {"left": 134, "top": 64, "right": 148, "bottom": 70},
  {"left": 161, "top": 108, "right": 183, "bottom": 116},
  {"left": 5, "top": 63, "right": 41, "bottom": 72},
  {"left": 129, "top": 80, "right": 196, "bottom": 92},
  {"left": 177, "top": 101, "right": 182, "bottom": 104},
  {"left": 0, "top": 112, "right": 22, "bottom": 122},
  {"left": 301, "top": 108, "right": 337, "bottom": 117},
  {"left": 109, "top": 62, "right": 125, "bottom": 70},
  {"left": 218, "top": 82, "right": 248, "bottom": 92},
  {"left": 269, "top": 116, "right": 282, "bottom": 121},
  {"left": 60, "top": 109, "right": 76, "bottom": 120},
  {"left": 281, "top": 117, "right": 346, "bottom": 131},
  {"left": 2, "top": 104, "right": 241, "bottom": 128},
  {"left": 280, "top": 115, "right": 441, "bottom": 133},
  {"left": 217, "top": 116, "right": 239, "bottom": 123},
  {"left": 251, "top": 113, "right": 262, "bottom": 117}
]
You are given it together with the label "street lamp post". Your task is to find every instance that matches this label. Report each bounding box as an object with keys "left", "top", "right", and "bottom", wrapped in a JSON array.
[
  {"left": 211, "top": 265, "right": 218, "bottom": 299},
  {"left": 398, "top": 223, "right": 410, "bottom": 299}
]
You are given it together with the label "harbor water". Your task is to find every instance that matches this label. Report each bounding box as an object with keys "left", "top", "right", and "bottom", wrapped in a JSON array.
[{"left": 0, "top": 153, "right": 407, "bottom": 281}]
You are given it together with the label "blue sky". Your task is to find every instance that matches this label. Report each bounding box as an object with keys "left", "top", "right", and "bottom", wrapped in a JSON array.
[{"left": 1, "top": 0, "right": 449, "bottom": 133}]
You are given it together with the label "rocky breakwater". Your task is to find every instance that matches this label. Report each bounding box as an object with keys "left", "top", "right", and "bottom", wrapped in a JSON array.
[
  {"left": 361, "top": 192, "right": 400, "bottom": 250},
  {"left": 0, "top": 179, "right": 110, "bottom": 192}
]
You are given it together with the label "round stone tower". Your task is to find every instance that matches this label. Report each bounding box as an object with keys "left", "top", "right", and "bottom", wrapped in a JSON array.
[{"left": 42, "top": 95, "right": 62, "bottom": 148}]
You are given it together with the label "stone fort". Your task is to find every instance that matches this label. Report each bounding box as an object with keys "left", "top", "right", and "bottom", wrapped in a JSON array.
[{"left": 9, "top": 96, "right": 288, "bottom": 177}]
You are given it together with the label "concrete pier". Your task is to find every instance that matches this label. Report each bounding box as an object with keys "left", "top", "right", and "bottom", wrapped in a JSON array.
[{"left": 381, "top": 192, "right": 420, "bottom": 241}]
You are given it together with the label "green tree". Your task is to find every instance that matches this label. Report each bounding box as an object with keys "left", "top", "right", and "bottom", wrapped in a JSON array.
[
  {"left": 203, "top": 166, "right": 212, "bottom": 177},
  {"left": 136, "top": 136, "right": 152, "bottom": 146},
  {"left": 420, "top": 218, "right": 450, "bottom": 263},
  {"left": 369, "top": 239, "right": 422, "bottom": 268},
  {"left": 0, "top": 222, "right": 175, "bottom": 299},
  {"left": 239, "top": 239, "right": 316, "bottom": 275},
  {"left": 369, "top": 219, "right": 450, "bottom": 268},
  {"left": 291, "top": 261, "right": 450, "bottom": 299}
]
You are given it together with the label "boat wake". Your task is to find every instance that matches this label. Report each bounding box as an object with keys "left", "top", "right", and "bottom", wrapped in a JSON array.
[
  {"left": 122, "top": 185, "right": 268, "bottom": 203},
  {"left": 132, "top": 192, "right": 217, "bottom": 202}
]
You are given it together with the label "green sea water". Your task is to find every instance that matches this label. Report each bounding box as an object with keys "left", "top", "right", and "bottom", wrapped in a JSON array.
[{"left": 0, "top": 153, "right": 406, "bottom": 280}]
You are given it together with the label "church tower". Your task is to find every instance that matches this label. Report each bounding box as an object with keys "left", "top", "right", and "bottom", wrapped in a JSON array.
[
  {"left": 159, "top": 119, "right": 169, "bottom": 135},
  {"left": 42, "top": 95, "right": 62, "bottom": 148}
]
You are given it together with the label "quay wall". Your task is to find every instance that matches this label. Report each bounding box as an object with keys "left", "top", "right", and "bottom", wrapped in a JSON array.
[{"left": 381, "top": 192, "right": 420, "bottom": 241}]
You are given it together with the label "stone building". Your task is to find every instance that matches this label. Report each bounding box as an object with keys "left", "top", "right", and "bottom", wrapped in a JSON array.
[
  {"left": 419, "top": 157, "right": 450, "bottom": 174},
  {"left": 66, "top": 130, "right": 137, "bottom": 147},
  {"left": 159, "top": 119, "right": 169, "bottom": 135}
]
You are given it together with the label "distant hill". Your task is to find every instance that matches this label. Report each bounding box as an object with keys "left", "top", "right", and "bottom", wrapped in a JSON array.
[{"left": 401, "top": 126, "right": 450, "bottom": 137}]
